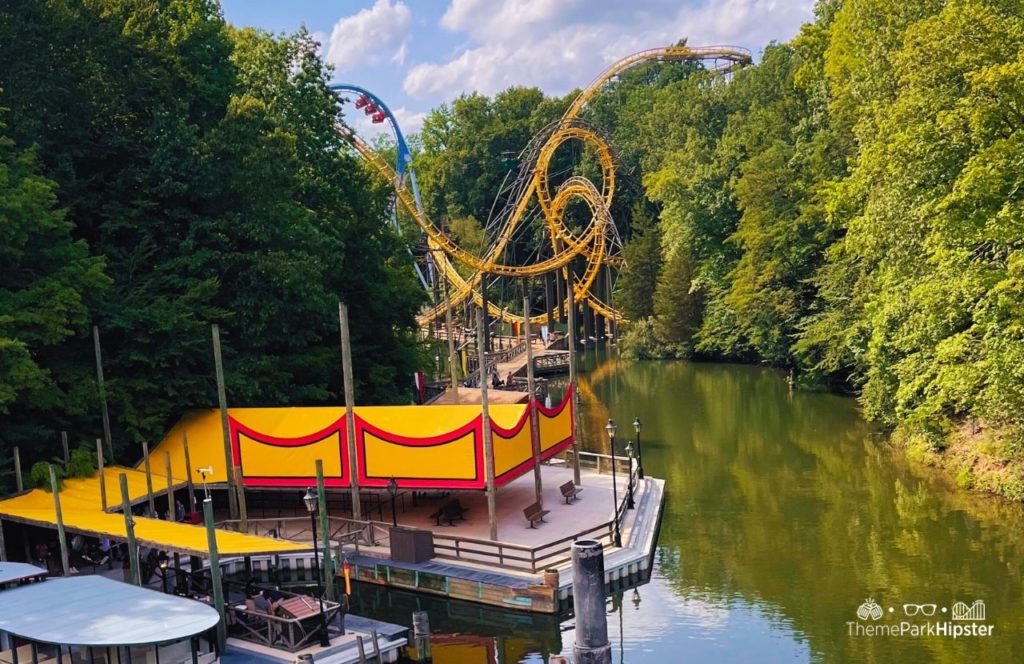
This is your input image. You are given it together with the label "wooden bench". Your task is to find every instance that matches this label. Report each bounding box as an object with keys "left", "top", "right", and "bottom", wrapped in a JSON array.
[
  {"left": 523, "top": 502, "right": 550, "bottom": 528},
  {"left": 560, "top": 481, "right": 583, "bottom": 504},
  {"left": 430, "top": 499, "right": 469, "bottom": 526}
]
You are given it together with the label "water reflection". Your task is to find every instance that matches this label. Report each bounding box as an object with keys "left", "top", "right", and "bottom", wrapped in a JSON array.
[{"left": 369, "top": 352, "right": 1024, "bottom": 662}]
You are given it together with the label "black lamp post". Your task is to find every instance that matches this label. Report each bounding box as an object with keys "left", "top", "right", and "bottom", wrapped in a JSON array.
[
  {"left": 605, "top": 418, "right": 622, "bottom": 547},
  {"left": 157, "top": 551, "right": 169, "bottom": 593},
  {"left": 625, "top": 441, "right": 635, "bottom": 510},
  {"left": 387, "top": 477, "right": 399, "bottom": 528},
  {"left": 303, "top": 487, "right": 332, "bottom": 648},
  {"left": 633, "top": 417, "right": 644, "bottom": 479}
]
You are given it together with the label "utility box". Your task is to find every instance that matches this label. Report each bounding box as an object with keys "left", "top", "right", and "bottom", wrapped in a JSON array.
[{"left": 389, "top": 526, "right": 434, "bottom": 563}]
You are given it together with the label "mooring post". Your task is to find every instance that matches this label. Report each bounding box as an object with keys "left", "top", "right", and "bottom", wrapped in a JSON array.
[
  {"left": 97, "top": 438, "right": 107, "bottom": 511},
  {"left": 412, "top": 610, "right": 431, "bottom": 662},
  {"left": 48, "top": 465, "right": 70, "bottom": 576},
  {"left": 524, "top": 296, "right": 543, "bottom": 507},
  {"left": 338, "top": 302, "right": 363, "bottom": 522},
  {"left": 315, "top": 459, "right": 334, "bottom": 601},
  {"left": 566, "top": 281, "right": 582, "bottom": 485},
  {"left": 183, "top": 432, "right": 196, "bottom": 511},
  {"left": 13, "top": 446, "right": 23, "bottom": 493},
  {"left": 93, "top": 325, "right": 114, "bottom": 463},
  {"left": 477, "top": 309, "right": 498, "bottom": 541},
  {"left": 119, "top": 473, "right": 141, "bottom": 586},
  {"left": 142, "top": 441, "right": 156, "bottom": 518},
  {"left": 203, "top": 497, "right": 227, "bottom": 652},
  {"left": 572, "top": 539, "right": 611, "bottom": 664},
  {"left": 211, "top": 324, "right": 239, "bottom": 520}
]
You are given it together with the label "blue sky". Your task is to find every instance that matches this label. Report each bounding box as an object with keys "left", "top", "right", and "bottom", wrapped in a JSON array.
[{"left": 220, "top": 1, "right": 816, "bottom": 136}]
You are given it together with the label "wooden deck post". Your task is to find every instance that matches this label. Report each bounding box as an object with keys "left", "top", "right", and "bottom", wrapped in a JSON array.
[
  {"left": 119, "top": 474, "right": 141, "bottom": 585},
  {"left": 566, "top": 280, "right": 582, "bottom": 486},
  {"left": 211, "top": 324, "right": 239, "bottom": 520},
  {"left": 183, "top": 432, "right": 196, "bottom": 511},
  {"left": 142, "top": 441, "right": 156, "bottom": 518},
  {"left": 524, "top": 296, "right": 543, "bottom": 507},
  {"left": 97, "top": 438, "right": 107, "bottom": 511},
  {"left": 477, "top": 309, "right": 498, "bottom": 541},
  {"left": 339, "top": 302, "right": 362, "bottom": 522},
  {"left": 13, "top": 446, "right": 23, "bottom": 493},
  {"left": 203, "top": 497, "right": 227, "bottom": 651},
  {"left": 93, "top": 326, "right": 114, "bottom": 464},
  {"left": 315, "top": 460, "right": 334, "bottom": 601},
  {"left": 49, "top": 464, "right": 70, "bottom": 576}
]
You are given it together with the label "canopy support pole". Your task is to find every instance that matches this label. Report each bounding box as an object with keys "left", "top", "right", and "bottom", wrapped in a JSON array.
[
  {"left": 13, "top": 446, "right": 23, "bottom": 493},
  {"left": 477, "top": 310, "right": 498, "bottom": 541},
  {"left": 93, "top": 325, "right": 114, "bottom": 464},
  {"left": 339, "top": 302, "right": 362, "bottom": 522},
  {"left": 120, "top": 473, "right": 141, "bottom": 586},
  {"left": 204, "top": 497, "right": 227, "bottom": 652},
  {"left": 142, "top": 442, "right": 156, "bottom": 518},
  {"left": 316, "top": 459, "right": 334, "bottom": 601},
  {"left": 97, "top": 439, "right": 107, "bottom": 511},
  {"left": 0, "top": 517, "right": 7, "bottom": 562},
  {"left": 49, "top": 464, "right": 70, "bottom": 576},
  {"left": 444, "top": 274, "right": 460, "bottom": 402},
  {"left": 183, "top": 432, "right": 195, "bottom": 511},
  {"left": 165, "top": 452, "right": 175, "bottom": 520},
  {"left": 211, "top": 324, "right": 238, "bottom": 520},
  {"left": 61, "top": 431, "right": 70, "bottom": 466}
]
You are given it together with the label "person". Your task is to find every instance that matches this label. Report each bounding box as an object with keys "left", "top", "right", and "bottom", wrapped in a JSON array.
[
  {"left": 491, "top": 368, "right": 501, "bottom": 388},
  {"left": 262, "top": 587, "right": 284, "bottom": 613},
  {"left": 506, "top": 371, "right": 515, "bottom": 387}
]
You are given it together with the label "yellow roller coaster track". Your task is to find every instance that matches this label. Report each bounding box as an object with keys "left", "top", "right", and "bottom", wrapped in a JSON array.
[{"left": 340, "top": 44, "right": 751, "bottom": 327}]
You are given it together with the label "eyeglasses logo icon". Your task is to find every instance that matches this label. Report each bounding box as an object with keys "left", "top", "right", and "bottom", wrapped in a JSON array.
[{"left": 903, "top": 604, "right": 937, "bottom": 617}]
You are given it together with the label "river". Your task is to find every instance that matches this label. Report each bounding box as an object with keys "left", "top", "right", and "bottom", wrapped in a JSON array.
[{"left": 352, "top": 350, "right": 1024, "bottom": 663}]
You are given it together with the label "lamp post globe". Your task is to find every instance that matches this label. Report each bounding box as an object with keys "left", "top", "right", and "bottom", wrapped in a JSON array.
[
  {"left": 303, "top": 487, "right": 331, "bottom": 647},
  {"left": 632, "top": 417, "right": 644, "bottom": 479},
  {"left": 605, "top": 419, "right": 621, "bottom": 547}
]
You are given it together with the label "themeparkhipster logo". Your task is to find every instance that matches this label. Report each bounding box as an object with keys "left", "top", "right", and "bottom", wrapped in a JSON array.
[{"left": 848, "top": 598, "right": 995, "bottom": 639}]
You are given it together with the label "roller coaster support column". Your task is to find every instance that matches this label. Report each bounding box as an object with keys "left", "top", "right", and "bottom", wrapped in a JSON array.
[
  {"left": 339, "top": 302, "right": 362, "bottom": 521},
  {"left": 605, "top": 264, "right": 616, "bottom": 342},
  {"left": 567, "top": 282, "right": 582, "bottom": 486},
  {"left": 444, "top": 275, "right": 460, "bottom": 402},
  {"left": 477, "top": 310, "right": 499, "bottom": 541},
  {"left": 525, "top": 295, "right": 543, "bottom": 507}
]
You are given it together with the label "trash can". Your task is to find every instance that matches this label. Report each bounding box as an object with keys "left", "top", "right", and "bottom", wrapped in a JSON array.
[{"left": 390, "top": 526, "right": 435, "bottom": 563}]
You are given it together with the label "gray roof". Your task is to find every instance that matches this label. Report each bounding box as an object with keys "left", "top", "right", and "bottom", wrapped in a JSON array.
[
  {"left": 0, "top": 575, "right": 219, "bottom": 646},
  {"left": 0, "top": 562, "right": 47, "bottom": 586}
]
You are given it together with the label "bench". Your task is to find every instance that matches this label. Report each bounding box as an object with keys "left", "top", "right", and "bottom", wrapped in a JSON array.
[
  {"left": 560, "top": 481, "right": 583, "bottom": 504},
  {"left": 430, "top": 499, "right": 469, "bottom": 526},
  {"left": 523, "top": 502, "right": 550, "bottom": 528}
]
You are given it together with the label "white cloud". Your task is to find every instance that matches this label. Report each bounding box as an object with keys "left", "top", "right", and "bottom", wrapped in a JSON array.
[
  {"left": 404, "top": 0, "right": 813, "bottom": 100},
  {"left": 325, "top": 0, "right": 412, "bottom": 72}
]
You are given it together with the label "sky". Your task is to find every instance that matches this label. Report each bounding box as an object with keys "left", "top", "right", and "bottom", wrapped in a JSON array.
[{"left": 219, "top": 0, "right": 816, "bottom": 137}]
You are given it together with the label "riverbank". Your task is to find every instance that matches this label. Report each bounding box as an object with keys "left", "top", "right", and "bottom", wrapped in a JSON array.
[{"left": 896, "top": 422, "right": 1024, "bottom": 503}]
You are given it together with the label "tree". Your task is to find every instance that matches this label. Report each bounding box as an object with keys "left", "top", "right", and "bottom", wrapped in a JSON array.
[{"left": 616, "top": 203, "right": 662, "bottom": 321}]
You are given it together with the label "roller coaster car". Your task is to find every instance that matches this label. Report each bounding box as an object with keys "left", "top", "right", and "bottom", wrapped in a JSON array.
[
  {"left": 364, "top": 102, "right": 379, "bottom": 114},
  {"left": 371, "top": 111, "right": 387, "bottom": 124},
  {"left": 354, "top": 95, "right": 369, "bottom": 109}
]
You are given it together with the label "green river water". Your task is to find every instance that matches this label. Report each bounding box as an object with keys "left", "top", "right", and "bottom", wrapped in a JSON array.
[{"left": 353, "top": 350, "right": 1024, "bottom": 663}]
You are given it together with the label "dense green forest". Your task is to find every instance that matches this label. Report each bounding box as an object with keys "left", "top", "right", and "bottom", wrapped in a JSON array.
[
  {"left": 410, "top": 0, "right": 1024, "bottom": 500},
  {"left": 0, "top": 0, "right": 425, "bottom": 488}
]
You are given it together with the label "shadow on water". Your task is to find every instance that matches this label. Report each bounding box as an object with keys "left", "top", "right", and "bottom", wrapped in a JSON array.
[{"left": 352, "top": 350, "right": 1024, "bottom": 663}]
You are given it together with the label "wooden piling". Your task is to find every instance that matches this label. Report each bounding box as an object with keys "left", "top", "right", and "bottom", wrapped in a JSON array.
[
  {"left": 566, "top": 281, "right": 582, "bottom": 486},
  {"left": 356, "top": 635, "right": 367, "bottom": 663},
  {"left": 315, "top": 459, "right": 334, "bottom": 601},
  {"left": 97, "top": 439, "right": 107, "bottom": 511},
  {"left": 61, "top": 431, "right": 70, "bottom": 466},
  {"left": 203, "top": 497, "right": 227, "bottom": 651},
  {"left": 339, "top": 302, "right": 362, "bottom": 522},
  {"left": 13, "top": 446, "right": 23, "bottom": 493},
  {"left": 142, "top": 441, "right": 156, "bottom": 517},
  {"left": 183, "top": 432, "right": 195, "bottom": 511},
  {"left": 93, "top": 326, "right": 114, "bottom": 463},
  {"left": 524, "top": 296, "right": 543, "bottom": 507},
  {"left": 119, "top": 473, "right": 141, "bottom": 586},
  {"left": 49, "top": 465, "right": 70, "bottom": 576},
  {"left": 477, "top": 309, "right": 498, "bottom": 541},
  {"left": 211, "top": 324, "right": 239, "bottom": 520}
]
